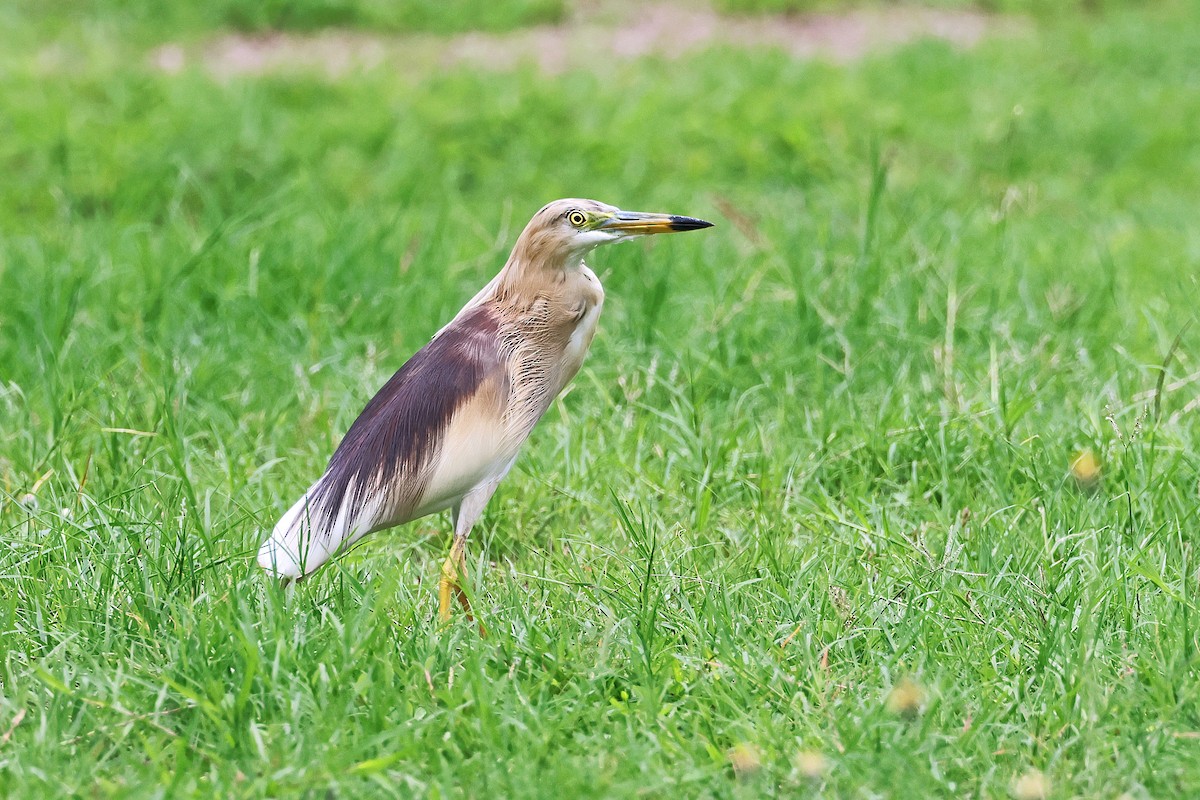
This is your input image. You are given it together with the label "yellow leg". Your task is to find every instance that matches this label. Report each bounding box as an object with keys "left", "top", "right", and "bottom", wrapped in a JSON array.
[
  {"left": 437, "top": 537, "right": 486, "bottom": 634},
  {"left": 438, "top": 538, "right": 463, "bottom": 622}
]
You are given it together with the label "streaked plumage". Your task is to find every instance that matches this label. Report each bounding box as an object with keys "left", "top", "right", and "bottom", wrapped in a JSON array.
[{"left": 257, "top": 198, "right": 713, "bottom": 619}]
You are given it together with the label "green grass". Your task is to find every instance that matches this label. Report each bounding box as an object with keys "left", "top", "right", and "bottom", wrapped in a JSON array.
[
  {"left": 17, "top": 0, "right": 564, "bottom": 38},
  {"left": 3, "top": 1, "right": 1200, "bottom": 796}
]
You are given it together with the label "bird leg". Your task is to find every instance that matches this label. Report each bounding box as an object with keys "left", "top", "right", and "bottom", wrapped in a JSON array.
[
  {"left": 438, "top": 535, "right": 472, "bottom": 622},
  {"left": 436, "top": 476, "right": 511, "bottom": 632}
]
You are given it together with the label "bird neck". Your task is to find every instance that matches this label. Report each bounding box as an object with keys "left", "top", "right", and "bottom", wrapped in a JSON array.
[{"left": 494, "top": 245, "right": 586, "bottom": 306}]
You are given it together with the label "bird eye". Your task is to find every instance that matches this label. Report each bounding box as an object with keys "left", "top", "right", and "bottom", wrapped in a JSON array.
[{"left": 567, "top": 210, "right": 587, "bottom": 227}]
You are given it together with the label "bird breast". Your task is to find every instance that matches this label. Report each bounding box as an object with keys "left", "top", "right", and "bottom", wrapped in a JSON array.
[
  {"left": 493, "top": 264, "right": 604, "bottom": 434},
  {"left": 560, "top": 265, "right": 605, "bottom": 383}
]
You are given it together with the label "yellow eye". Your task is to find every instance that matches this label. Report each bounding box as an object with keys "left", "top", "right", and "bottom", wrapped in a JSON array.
[{"left": 567, "top": 210, "right": 587, "bottom": 227}]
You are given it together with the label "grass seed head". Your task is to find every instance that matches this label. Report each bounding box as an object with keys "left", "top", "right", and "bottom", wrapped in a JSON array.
[
  {"left": 793, "top": 749, "right": 829, "bottom": 779},
  {"left": 885, "top": 676, "right": 926, "bottom": 718},
  {"left": 1070, "top": 449, "right": 1101, "bottom": 489},
  {"left": 1011, "top": 769, "right": 1050, "bottom": 800},
  {"left": 829, "top": 585, "right": 851, "bottom": 619},
  {"left": 728, "top": 743, "right": 761, "bottom": 778}
]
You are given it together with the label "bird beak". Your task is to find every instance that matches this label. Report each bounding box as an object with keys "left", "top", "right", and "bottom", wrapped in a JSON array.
[{"left": 599, "top": 210, "right": 714, "bottom": 236}]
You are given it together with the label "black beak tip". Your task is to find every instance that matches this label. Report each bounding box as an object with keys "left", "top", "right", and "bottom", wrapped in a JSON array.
[{"left": 668, "top": 215, "right": 715, "bottom": 232}]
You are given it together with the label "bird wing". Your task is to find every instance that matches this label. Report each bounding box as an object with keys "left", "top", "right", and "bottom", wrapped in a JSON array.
[{"left": 258, "top": 304, "right": 513, "bottom": 579}]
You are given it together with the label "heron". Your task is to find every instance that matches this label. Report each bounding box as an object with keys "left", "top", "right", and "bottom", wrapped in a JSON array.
[{"left": 257, "top": 198, "right": 713, "bottom": 621}]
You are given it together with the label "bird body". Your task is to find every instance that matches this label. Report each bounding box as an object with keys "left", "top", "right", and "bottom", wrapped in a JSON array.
[{"left": 258, "top": 199, "right": 712, "bottom": 619}]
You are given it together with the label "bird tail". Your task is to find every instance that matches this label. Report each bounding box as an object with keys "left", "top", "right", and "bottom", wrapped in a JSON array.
[{"left": 257, "top": 477, "right": 382, "bottom": 579}]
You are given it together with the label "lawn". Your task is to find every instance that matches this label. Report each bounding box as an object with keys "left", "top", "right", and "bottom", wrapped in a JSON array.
[{"left": 2, "top": 0, "right": 1200, "bottom": 797}]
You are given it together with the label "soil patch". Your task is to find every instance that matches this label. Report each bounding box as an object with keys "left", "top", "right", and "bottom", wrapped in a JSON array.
[{"left": 150, "top": 3, "right": 1000, "bottom": 78}]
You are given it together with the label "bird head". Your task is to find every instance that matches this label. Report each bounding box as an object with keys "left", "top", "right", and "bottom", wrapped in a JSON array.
[{"left": 511, "top": 198, "right": 714, "bottom": 268}]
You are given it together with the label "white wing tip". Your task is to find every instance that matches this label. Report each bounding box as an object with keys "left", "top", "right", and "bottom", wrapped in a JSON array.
[
  {"left": 257, "top": 489, "right": 327, "bottom": 580},
  {"left": 258, "top": 478, "right": 385, "bottom": 580},
  {"left": 257, "top": 536, "right": 304, "bottom": 579}
]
